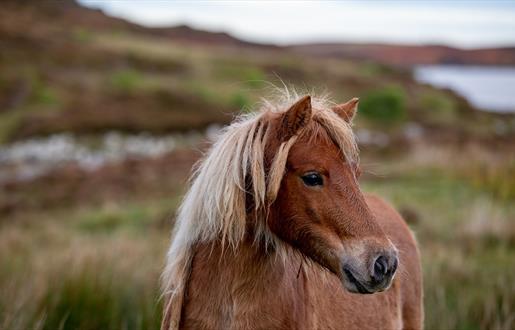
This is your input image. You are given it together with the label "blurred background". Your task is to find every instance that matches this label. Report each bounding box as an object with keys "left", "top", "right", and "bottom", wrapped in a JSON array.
[{"left": 1, "top": 1, "right": 514, "bottom": 329}]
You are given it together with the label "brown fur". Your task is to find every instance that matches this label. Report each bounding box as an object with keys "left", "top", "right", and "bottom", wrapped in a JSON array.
[
  {"left": 181, "top": 195, "right": 422, "bottom": 330},
  {"left": 163, "top": 95, "right": 423, "bottom": 330}
]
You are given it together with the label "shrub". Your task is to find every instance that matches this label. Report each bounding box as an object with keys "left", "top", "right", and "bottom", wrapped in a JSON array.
[
  {"left": 231, "top": 91, "right": 251, "bottom": 111},
  {"left": 359, "top": 86, "right": 406, "bottom": 124},
  {"left": 26, "top": 74, "right": 59, "bottom": 106},
  {"left": 420, "top": 90, "right": 457, "bottom": 123},
  {"left": 33, "top": 85, "right": 58, "bottom": 105},
  {"left": 109, "top": 69, "right": 142, "bottom": 93},
  {"left": 71, "top": 28, "right": 93, "bottom": 43}
]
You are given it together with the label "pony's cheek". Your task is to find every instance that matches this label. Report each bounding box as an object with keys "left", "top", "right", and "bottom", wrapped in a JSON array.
[{"left": 301, "top": 227, "right": 346, "bottom": 274}]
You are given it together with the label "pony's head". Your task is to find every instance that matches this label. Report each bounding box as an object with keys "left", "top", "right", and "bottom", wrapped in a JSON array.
[{"left": 263, "top": 95, "right": 398, "bottom": 294}]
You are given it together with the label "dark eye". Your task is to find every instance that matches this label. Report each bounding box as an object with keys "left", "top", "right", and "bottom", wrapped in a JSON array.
[{"left": 301, "top": 172, "right": 323, "bottom": 187}]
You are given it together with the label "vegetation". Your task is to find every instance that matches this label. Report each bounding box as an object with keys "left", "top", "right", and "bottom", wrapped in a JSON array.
[
  {"left": 363, "top": 166, "right": 515, "bottom": 330},
  {"left": 1, "top": 142, "right": 514, "bottom": 330},
  {"left": 109, "top": 69, "right": 143, "bottom": 94},
  {"left": 359, "top": 86, "right": 407, "bottom": 125},
  {"left": 0, "top": 2, "right": 514, "bottom": 330},
  {"left": 1, "top": 3, "right": 513, "bottom": 142}
]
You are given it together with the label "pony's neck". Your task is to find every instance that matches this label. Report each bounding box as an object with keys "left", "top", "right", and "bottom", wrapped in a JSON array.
[
  {"left": 200, "top": 236, "right": 288, "bottom": 273},
  {"left": 191, "top": 236, "right": 302, "bottom": 292}
]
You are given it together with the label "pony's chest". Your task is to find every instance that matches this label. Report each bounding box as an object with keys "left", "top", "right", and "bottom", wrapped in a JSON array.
[
  {"left": 182, "top": 250, "right": 308, "bottom": 329},
  {"left": 181, "top": 281, "right": 305, "bottom": 330},
  {"left": 181, "top": 244, "right": 402, "bottom": 330}
]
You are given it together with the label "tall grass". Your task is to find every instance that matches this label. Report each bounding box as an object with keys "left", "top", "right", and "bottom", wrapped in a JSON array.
[
  {"left": 1, "top": 145, "right": 514, "bottom": 329},
  {"left": 0, "top": 202, "right": 172, "bottom": 330},
  {"left": 363, "top": 157, "right": 515, "bottom": 330}
]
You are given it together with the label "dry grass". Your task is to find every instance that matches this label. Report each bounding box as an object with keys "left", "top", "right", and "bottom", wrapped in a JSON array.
[
  {"left": 362, "top": 143, "right": 515, "bottom": 330},
  {"left": 1, "top": 142, "right": 514, "bottom": 329},
  {"left": 0, "top": 201, "right": 173, "bottom": 330}
]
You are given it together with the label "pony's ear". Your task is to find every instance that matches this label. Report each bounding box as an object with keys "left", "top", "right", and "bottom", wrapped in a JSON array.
[
  {"left": 332, "top": 97, "right": 359, "bottom": 123},
  {"left": 278, "top": 95, "right": 312, "bottom": 141}
]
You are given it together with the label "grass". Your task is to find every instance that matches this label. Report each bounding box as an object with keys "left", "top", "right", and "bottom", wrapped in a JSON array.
[
  {"left": 0, "top": 199, "right": 174, "bottom": 330},
  {"left": 211, "top": 61, "right": 266, "bottom": 87},
  {"left": 362, "top": 151, "right": 515, "bottom": 330},
  {"left": 40, "top": 262, "right": 161, "bottom": 330},
  {"left": 419, "top": 89, "right": 458, "bottom": 124},
  {"left": 464, "top": 160, "right": 515, "bottom": 201},
  {"left": 0, "top": 112, "right": 24, "bottom": 144},
  {"left": 1, "top": 144, "right": 514, "bottom": 330}
]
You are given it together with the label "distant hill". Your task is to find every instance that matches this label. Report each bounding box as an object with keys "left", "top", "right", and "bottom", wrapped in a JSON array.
[
  {"left": 151, "top": 25, "right": 277, "bottom": 49},
  {"left": 30, "top": 0, "right": 514, "bottom": 66},
  {"left": 12, "top": 0, "right": 512, "bottom": 66},
  {"left": 288, "top": 43, "right": 515, "bottom": 67},
  {"left": 72, "top": 1, "right": 515, "bottom": 66},
  {"left": 3, "top": 0, "right": 272, "bottom": 49}
]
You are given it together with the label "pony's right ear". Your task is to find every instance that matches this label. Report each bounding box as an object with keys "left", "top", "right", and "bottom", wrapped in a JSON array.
[{"left": 278, "top": 95, "right": 312, "bottom": 141}]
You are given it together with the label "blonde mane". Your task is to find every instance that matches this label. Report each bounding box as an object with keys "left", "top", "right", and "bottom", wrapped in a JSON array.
[{"left": 161, "top": 90, "right": 358, "bottom": 329}]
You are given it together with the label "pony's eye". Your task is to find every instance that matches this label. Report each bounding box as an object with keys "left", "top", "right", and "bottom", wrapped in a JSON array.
[{"left": 301, "top": 172, "right": 323, "bottom": 187}]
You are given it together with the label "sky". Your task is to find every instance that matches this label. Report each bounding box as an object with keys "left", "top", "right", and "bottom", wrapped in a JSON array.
[{"left": 78, "top": 1, "right": 515, "bottom": 49}]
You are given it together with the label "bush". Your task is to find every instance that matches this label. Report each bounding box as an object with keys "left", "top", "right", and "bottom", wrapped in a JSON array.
[
  {"left": 359, "top": 86, "right": 406, "bottom": 124},
  {"left": 420, "top": 90, "right": 457, "bottom": 123},
  {"left": 71, "top": 28, "right": 93, "bottom": 43},
  {"left": 231, "top": 91, "right": 251, "bottom": 111},
  {"left": 34, "top": 85, "right": 58, "bottom": 105},
  {"left": 28, "top": 74, "right": 59, "bottom": 106},
  {"left": 109, "top": 69, "right": 142, "bottom": 93}
]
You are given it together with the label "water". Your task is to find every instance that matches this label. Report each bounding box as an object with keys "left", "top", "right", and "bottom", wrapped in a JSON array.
[{"left": 414, "top": 65, "right": 515, "bottom": 113}]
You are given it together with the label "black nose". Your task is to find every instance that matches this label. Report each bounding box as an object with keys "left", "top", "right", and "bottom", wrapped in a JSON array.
[{"left": 371, "top": 255, "right": 397, "bottom": 285}]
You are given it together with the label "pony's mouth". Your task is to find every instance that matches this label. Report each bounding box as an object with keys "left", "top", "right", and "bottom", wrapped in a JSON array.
[
  {"left": 342, "top": 265, "right": 395, "bottom": 295},
  {"left": 342, "top": 267, "right": 372, "bottom": 294}
]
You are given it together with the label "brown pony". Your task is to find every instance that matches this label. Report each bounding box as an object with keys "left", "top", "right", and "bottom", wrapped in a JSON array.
[{"left": 162, "top": 91, "right": 423, "bottom": 330}]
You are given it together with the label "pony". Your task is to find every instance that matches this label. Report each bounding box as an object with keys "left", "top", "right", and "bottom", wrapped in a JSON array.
[{"left": 161, "top": 91, "right": 423, "bottom": 330}]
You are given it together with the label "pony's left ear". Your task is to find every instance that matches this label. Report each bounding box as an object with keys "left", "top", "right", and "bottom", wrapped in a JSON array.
[
  {"left": 279, "top": 95, "right": 312, "bottom": 141},
  {"left": 332, "top": 97, "right": 359, "bottom": 123}
]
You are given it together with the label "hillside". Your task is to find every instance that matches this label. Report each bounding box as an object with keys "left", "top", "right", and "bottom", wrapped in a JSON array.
[{"left": 1, "top": 0, "right": 513, "bottom": 146}]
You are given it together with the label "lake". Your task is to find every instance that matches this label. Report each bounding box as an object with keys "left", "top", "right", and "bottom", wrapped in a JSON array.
[{"left": 414, "top": 65, "right": 515, "bottom": 113}]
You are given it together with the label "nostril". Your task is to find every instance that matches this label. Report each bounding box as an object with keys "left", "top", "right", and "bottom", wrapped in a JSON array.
[{"left": 373, "top": 255, "right": 388, "bottom": 280}]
